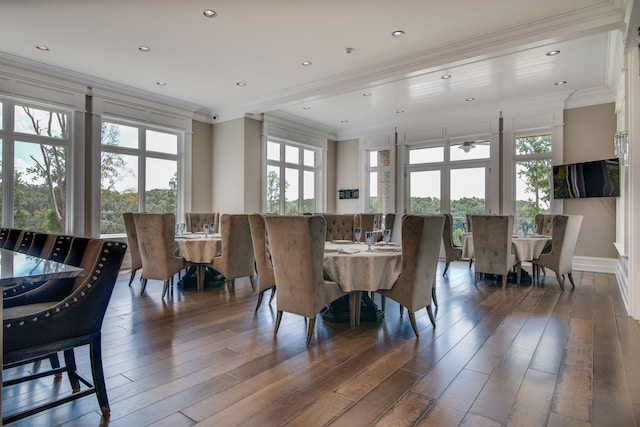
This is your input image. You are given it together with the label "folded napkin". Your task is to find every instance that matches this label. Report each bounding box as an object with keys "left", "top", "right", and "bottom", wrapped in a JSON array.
[{"left": 338, "top": 248, "right": 360, "bottom": 254}]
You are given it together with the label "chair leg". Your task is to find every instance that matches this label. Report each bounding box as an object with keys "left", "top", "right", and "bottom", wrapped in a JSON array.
[
  {"left": 255, "top": 291, "right": 265, "bottom": 312},
  {"left": 140, "top": 278, "right": 148, "bottom": 296},
  {"left": 443, "top": 261, "right": 450, "bottom": 276},
  {"left": 399, "top": 305, "right": 404, "bottom": 317},
  {"left": 431, "top": 287, "right": 438, "bottom": 308},
  {"left": 90, "top": 334, "right": 110, "bottom": 417},
  {"left": 469, "top": 258, "right": 474, "bottom": 269},
  {"left": 162, "top": 280, "right": 170, "bottom": 298},
  {"left": 274, "top": 310, "right": 283, "bottom": 335},
  {"left": 516, "top": 264, "right": 522, "bottom": 285},
  {"left": 380, "top": 294, "right": 386, "bottom": 311},
  {"left": 268, "top": 286, "right": 276, "bottom": 304},
  {"left": 63, "top": 349, "right": 81, "bottom": 392},
  {"left": 555, "top": 272, "right": 565, "bottom": 291},
  {"left": 226, "top": 279, "right": 233, "bottom": 292},
  {"left": 426, "top": 305, "right": 436, "bottom": 328},
  {"left": 408, "top": 311, "right": 419, "bottom": 338},
  {"left": 128, "top": 269, "right": 137, "bottom": 286},
  {"left": 567, "top": 272, "right": 576, "bottom": 289},
  {"left": 501, "top": 275, "right": 507, "bottom": 290},
  {"left": 306, "top": 317, "right": 316, "bottom": 345},
  {"left": 474, "top": 272, "right": 479, "bottom": 285},
  {"left": 249, "top": 275, "right": 255, "bottom": 291}
]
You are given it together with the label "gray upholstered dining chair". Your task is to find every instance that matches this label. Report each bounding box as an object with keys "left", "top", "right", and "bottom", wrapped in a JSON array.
[
  {"left": 534, "top": 213, "right": 555, "bottom": 235},
  {"left": 321, "top": 213, "right": 355, "bottom": 241},
  {"left": 123, "top": 212, "right": 143, "bottom": 286},
  {"left": 211, "top": 214, "right": 255, "bottom": 292},
  {"left": 533, "top": 214, "right": 583, "bottom": 290},
  {"left": 384, "top": 213, "right": 396, "bottom": 235},
  {"left": 441, "top": 213, "right": 463, "bottom": 276},
  {"left": 470, "top": 215, "right": 521, "bottom": 289},
  {"left": 133, "top": 213, "right": 185, "bottom": 297},
  {"left": 265, "top": 215, "right": 347, "bottom": 345},
  {"left": 186, "top": 212, "right": 219, "bottom": 233},
  {"left": 248, "top": 213, "right": 276, "bottom": 311},
  {"left": 378, "top": 215, "right": 444, "bottom": 337}
]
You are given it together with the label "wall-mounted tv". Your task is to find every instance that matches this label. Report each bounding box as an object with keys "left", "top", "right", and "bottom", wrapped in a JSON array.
[{"left": 552, "top": 158, "right": 620, "bottom": 199}]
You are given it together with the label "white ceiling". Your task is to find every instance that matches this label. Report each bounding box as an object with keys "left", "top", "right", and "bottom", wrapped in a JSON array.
[{"left": 0, "top": 1, "right": 631, "bottom": 139}]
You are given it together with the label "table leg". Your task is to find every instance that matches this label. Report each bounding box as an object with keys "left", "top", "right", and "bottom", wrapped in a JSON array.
[
  {"left": 348, "top": 291, "right": 363, "bottom": 329},
  {"left": 196, "top": 264, "right": 205, "bottom": 291}
]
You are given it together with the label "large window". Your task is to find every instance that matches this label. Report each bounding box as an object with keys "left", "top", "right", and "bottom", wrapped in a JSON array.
[
  {"left": 0, "top": 100, "right": 71, "bottom": 233},
  {"left": 406, "top": 140, "right": 490, "bottom": 244},
  {"left": 514, "top": 133, "right": 552, "bottom": 233},
  {"left": 266, "top": 139, "right": 319, "bottom": 214},
  {"left": 100, "top": 120, "right": 181, "bottom": 235}
]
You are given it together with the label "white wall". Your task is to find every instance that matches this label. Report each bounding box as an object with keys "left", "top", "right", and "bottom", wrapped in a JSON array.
[{"left": 335, "top": 139, "right": 360, "bottom": 213}]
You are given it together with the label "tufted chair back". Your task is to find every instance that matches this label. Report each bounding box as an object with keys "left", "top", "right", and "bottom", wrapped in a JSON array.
[
  {"left": 534, "top": 214, "right": 555, "bottom": 235},
  {"left": 441, "top": 213, "right": 463, "bottom": 275},
  {"left": 354, "top": 213, "right": 382, "bottom": 233},
  {"left": 384, "top": 213, "right": 396, "bottom": 233},
  {"left": 321, "top": 213, "right": 354, "bottom": 241},
  {"left": 248, "top": 214, "right": 276, "bottom": 310},
  {"left": 133, "top": 213, "right": 185, "bottom": 297},
  {"left": 265, "top": 215, "right": 347, "bottom": 345},
  {"left": 534, "top": 214, "right": 583, "bottom": 289},
  {"left": 212, "top": 214, "right": 255, "bottom": 292},
  {"left": 470, "top": 215, "right": 520, "bottom": 289},
  {"left": 123, "top": 212, "right": 143, "bottom": 286},
  {"left": 186, "top": 212, "right": 219, "bottom": 233}
]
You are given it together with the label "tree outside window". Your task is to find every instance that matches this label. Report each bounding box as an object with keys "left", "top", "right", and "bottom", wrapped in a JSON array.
[{"left": 515, "top": 134, "right": 552, "bottom": 232}]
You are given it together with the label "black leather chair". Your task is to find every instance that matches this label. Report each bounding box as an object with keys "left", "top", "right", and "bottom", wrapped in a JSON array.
[{"left": 2, "top": 239, "right": 127, "bottom": 424}]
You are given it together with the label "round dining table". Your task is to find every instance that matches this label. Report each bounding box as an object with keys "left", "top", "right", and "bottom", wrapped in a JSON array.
[
  {"left": 175, "top": 233, "right": 222, "bottom": 291},
  {"left": 322, "top": 241, "right": 402, "bottom": 328}
]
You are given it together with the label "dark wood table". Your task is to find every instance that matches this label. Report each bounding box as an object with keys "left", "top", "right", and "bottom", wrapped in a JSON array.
[{"left": 0, "top": 248, "right": 84, "bottom": 286}]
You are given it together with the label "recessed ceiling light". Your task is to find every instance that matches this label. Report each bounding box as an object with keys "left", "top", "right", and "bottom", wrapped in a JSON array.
[
  {"left": 156, "top": 81, "right": 167, "bottom": 86},
  {"left": 138, "top": 46, "right": 151, "bottom": 53},
  {"left": 35, "top": 45, "right": 49, "bottom": 51},
  {"left": 301, "top": 60, "right": 312, "bottom": 66},
  {"left": 391, "top": 30, "right": 405, "bottom": 38},
  {"left": 340, "top": 120, "right": 349, "bottom": 124},
  {"left": 441, "top": 74, "right": 452, "bottom": 80},
  {"left": 465, "top": 97, "right": 475, "bottom": 102},
  {"left": 236, "top": 82, "right": 246, "bottom": 87},
  {"left": 303, "top": 106, "right": 311, "bottom": 110},
  {"left": 362, "top": 92, "right": 372, "bottom": 97},
  {"left": 546, "top": 50, "right": 561, "bottom": 56},
  {"left": 203, "top": 9, "right": 217, "bottom": 18},
  {"left": 555, "top": 80, "right": 567, "bottom": 85},
  {"left": 396, "top": 109, "right": 405, "bottom": 114}
]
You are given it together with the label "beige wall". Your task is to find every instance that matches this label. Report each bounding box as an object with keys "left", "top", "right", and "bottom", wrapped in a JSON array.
[
  {"left": 243, "top": 118, "right": 262, "bottom": 213},
  {"left": 191, "top": 120, "right": 213, "bottom": 212},
  {"left": 326, "top": 139, "right": 337, "bottom": 213},
  {"left": 335, "top": 138, "right": 360, "bottom": 213},
  {"left": 563, "top": 103, "right": 617, "bottom": 259}
]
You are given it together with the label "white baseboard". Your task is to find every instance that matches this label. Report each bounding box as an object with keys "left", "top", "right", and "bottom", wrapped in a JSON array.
[{"left": 572, "top": 256, "right": 617, "bottom": 274}]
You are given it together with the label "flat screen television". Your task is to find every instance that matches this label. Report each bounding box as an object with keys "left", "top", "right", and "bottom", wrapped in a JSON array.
[{"left": 552, "top": 158, "right": 620, "bottom": 199}]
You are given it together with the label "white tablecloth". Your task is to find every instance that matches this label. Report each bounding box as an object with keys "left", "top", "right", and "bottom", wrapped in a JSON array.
[
  {"left": 322, "top": 242, "right": 402, "bottom": 292},
  {"left": 459, "top": 233, "right": 551, "bottom": 262},
  {"left": 175, "top": 234, "right": 222, "bottom": 263}
]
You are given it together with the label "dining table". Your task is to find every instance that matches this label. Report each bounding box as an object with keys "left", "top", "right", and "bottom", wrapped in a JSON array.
[
  {"left": 0, "top": 247, "right": 85, "bottom": 286},
  {"left": 322, "top": 241, "right": 402, "bottom": 329},
  {"left": 174, "top": 233, "right": 222, "bottom": 291}
]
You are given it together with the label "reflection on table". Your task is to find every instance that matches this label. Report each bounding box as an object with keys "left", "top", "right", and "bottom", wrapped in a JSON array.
[
  {"left": 0, "top": 248, "right": 84, "bottom": 286},
  {"left": 322, "top": 242, "right": 402, "bottom": 328},
  {"left": 175, "top": 233, "right": 222, "bottom": 291}
]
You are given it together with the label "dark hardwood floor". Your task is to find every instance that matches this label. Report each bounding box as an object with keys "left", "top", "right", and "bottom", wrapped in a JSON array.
[{"left": 3, "top": 261, "right": 640, "bottom": 426}]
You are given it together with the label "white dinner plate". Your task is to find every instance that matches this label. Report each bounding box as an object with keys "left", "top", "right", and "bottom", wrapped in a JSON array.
[
  {"left": 372, "top": 246, "right": 401, "bottom": 252},
  {"left": 332, "top": 240, "right": 352, "bottom": 244}
]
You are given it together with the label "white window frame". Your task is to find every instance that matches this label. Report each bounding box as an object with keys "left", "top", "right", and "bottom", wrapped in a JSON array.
[{"left": 0, "top": 98, "right": 74, "bottom": 233}]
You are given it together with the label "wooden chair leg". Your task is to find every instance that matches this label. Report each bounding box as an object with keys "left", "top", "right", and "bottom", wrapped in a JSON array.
[
  {"left": 63, "top": 349, "right": 81, "bottom": 392},
  {"left": 408, "top": 311, "right": 419, "bottom": 337},
  {"left": 306, "top": 317, "right": 316, "bottom": 345},
  {"left": 469, "top": 258, "right": 474, "bottom": 269},
  {"left": 140, "top": 278, "right": 148, "bottom": 296},
  {"left": 249, "top": 275, "right": 255, "bottom": 291},
  {"left": 90, "top": 334, "right": 110, "bottom": 417},
  {"left": 255, "top": 291, "right": 265, "bottom": 312},
  {"left": 274, "top": 310, "right": 283, "bottom": 335},
  {"left": 399, "top": 305, "right": 404, "bottom": 317},
  {"left": 162, "top": 280, "right": 170, "bottom": 298},
  {"left": 226, "top": 279, "right": 233, "bottom": 292},
  {"left": 128, "top": 269, "right": 137, "bottom": 286},
  {"left": 268, "top": 286, "right": 276, "bottom": 303},
  {"left": 555, "top": 272, "right": 565, "bottom": 290},
  {"left": 442, "top": 261, "right": 450, "bottom": 276},
  {"left": 567, "top": 272, "right": 576, "bottom": 289},
  {"left": 431, "top": 287, "right": 438, "bottom": 308},
  {"left": 426, "top": 305, "right": 436, "bottom": 328},
  {"left": 501, "top": 275, "right": 507, "bottom": 290}
]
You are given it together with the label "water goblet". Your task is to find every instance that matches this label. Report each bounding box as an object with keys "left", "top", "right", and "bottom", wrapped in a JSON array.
[
  {"left": 522, "top": 224, "right": 529, "bottom": 236},
  {"left": 203, "top": 223, "right": 210, "bottom": 237},
  {"left": 365, "top": 231, "right": 375, "bottom": 251},
  {"left": 354, "top": 227, "right": 362, "bottom": 243},
  {"left": 532, "top": 224, "right": 538, "bottom": 235},
  {"left": 384, "top": 229, "right": 392, "bottom": 243},
  {"left": 209, "top": 223, "right": 216, "bottom": 235},
  {"left": 178, "top": 222, "right": 186, "bottom": 236}
]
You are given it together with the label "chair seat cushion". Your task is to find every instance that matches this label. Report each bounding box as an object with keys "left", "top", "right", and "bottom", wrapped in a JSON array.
[{"left": 4, "top": 302, "right": 58, "bottom": 319}]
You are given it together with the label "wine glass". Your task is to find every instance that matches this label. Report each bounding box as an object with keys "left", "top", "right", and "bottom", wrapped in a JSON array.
[
  {"left": 203, "top": 223, "right": 210, "bottom": 237},
  {"left": 522, "top": 224, "right": 529, "bottom": 236},
  {"left": 384, "top": 229, "right": 392, "bottom": 243},
  {"left": 178, "top": 222, "right": 186, "bottom": 236},
  {"left": 532, "top": 224, "right": 538, "bottom": 235},
  {"left": 354, "top": 227, "right": 362, "bottom": 243},
  {"left": 365, "top": 231, "right": 375, "bottom": 251},
  {"left": 209, "top": 223, "right": 216, "bottom": 235}
]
